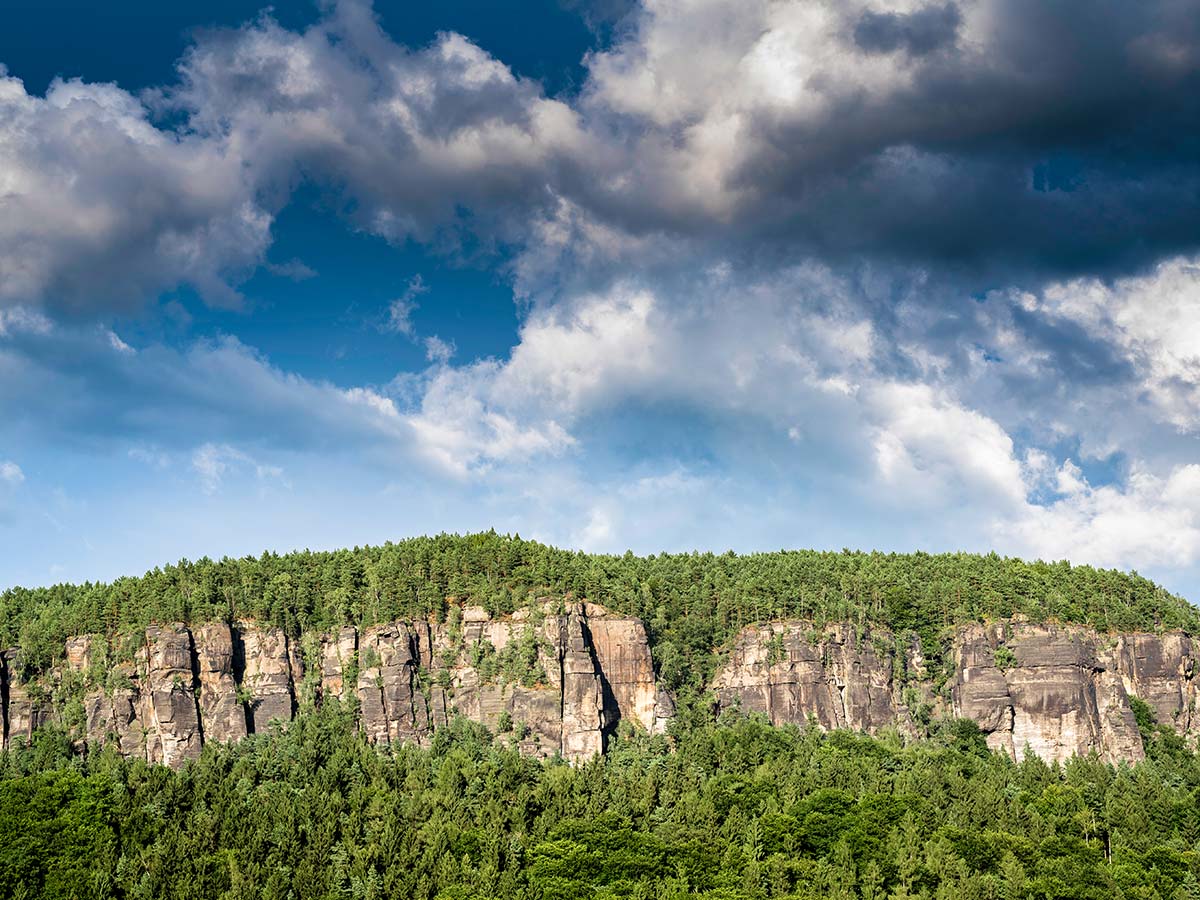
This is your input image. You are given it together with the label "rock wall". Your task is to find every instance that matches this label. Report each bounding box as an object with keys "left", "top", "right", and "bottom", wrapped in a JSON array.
[
  {"left": 712, "top": 620, "right": 1199, "bottom": 764},
  {"left": 0, "top": 601, "right": 670, "bottom": 766},
  {"left": 4, "top": 609, "right": 1197, "bottom": 768}
]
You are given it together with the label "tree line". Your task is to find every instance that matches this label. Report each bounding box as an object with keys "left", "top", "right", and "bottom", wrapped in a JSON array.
[
  {"left": 3, "top": 532, "right": 1197, "bottom": 698},
  {"left": 3, "top": 699, "right": 1200, "bottom": 900}
]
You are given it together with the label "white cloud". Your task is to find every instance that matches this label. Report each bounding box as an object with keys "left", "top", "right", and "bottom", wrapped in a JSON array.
[
  {"left": 0, "top": 72, "right": 268, "bottom": 311},
  {"left": 1000, "top": 462, "right": 1200, "bottom": 570},
  {"left": 383, "top": 275, "right": 429, "bottom": 337},
  {"left": 868, "top": 382, "right": 1028, "bottom": 507},
  {"left": 191, "top": 442, "right": 287, "bottom": 494},
  {"left": 0, "top": 460, "right": 23, "bottom": 485},
  {"left": 0, "top": 307, "right": 53, "bottom": 337},
  {"left": 424, "top": 336, "right": 455, "bottom": 364},
  {"left": 1039, "top": 257, "right": 1200, "bottom": 431},
  {"left": 106, "top": 330, "right": 134, "bottom": 355}
]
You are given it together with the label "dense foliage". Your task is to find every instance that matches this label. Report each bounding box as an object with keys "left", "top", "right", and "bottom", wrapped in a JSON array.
[
  {"left": 4, "top": 703, "right": 1200, "bottom": 900},
  {"left": 4, "top": 533, "right": 1198, "bottom": 697}
]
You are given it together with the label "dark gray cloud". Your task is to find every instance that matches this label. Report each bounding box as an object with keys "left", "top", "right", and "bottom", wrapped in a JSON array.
[
  {"left": 854, "top": 3, "right": 961, "bottom": 56},
  {"left": 575, "top": 0, "right": 1200, "bottom": 287},
  {"left": 4, "top": 0, "right": 1200, "bottom": 314}
]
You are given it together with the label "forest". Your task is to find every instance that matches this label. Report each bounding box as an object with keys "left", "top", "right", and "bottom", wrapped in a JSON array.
[
  {"left": 3, "top": 532, "right": 1199, "bottom": 701},
  {"left": 4, "top": 534, "right": 1200, "bottom": 898},
  {"left": 3, "top": 698, "right": 1200, "bottom": 900}
]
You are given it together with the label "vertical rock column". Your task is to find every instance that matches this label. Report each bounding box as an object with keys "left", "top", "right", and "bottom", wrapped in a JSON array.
[
  {"left": 583, "top": 603, "right": 669, "bottom": 734},
  {"left": 952, "top": 624, "right": 1017, "bottom": 757},
  {"left": 239, "top": 625, "right": 300, "bottom": 733},
  {"left": 143, "top": 625, "right": 203, "bottom": 767},
  {"left": 1115, "top": 633, "right": 1199, "bottom": 738},
  {"left": 321, "top": 626, "right": 358, "bottom": 702},
  {"left": 2, "top": 648, "right": 55, "bottom": 747},
  {"left": 559, "top": 605, "right": 607, "bottom": 761},
  {"left": 356, "top": 624, "right": 430, "bottom": 746},
  {"left": 194, "top": 624, "right": 248, "bottom": 745}
]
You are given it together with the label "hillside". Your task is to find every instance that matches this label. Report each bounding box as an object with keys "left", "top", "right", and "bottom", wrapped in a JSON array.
[
  {"left": 4, "top": 532, "right": 1198, "bottom": 697},
  {"left": 4, "top": 536, "right": 1200, "bottom": 899}
]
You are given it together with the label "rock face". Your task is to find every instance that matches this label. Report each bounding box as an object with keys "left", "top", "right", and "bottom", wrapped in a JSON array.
[
  {"left": 953, "top": 623, "right": 1145, "bottom": 763},
  {"left": 321, "top": 601, "right": 669, "bottom": 761},
  {"left": 239, "top": 625, "right": 300, "bottom": 733},
  {"left": 193, "top": 624, "right": 247, "bottom": 745},
  {"left": 712, "top": 620, "right": 1199, "bottom": 765},
  {"left": 1, "top": 601, "right": 671, "bottom": 766},
  {"left": 142, "top": 625, "right": 204, "bottom": 767},
  {"left": 1, "top": 648, "right": 52, "bottom": 748},
  {"left": 6, "top": 609, "right": 1196, "bottom": 767},
  {"left": 712, "top": 623, "right": 917, "bottom": 736}
]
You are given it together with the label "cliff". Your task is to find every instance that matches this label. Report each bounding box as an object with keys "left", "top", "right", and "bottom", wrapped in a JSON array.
[
  {"left": 2, "top": 608, "right": 1197, "bottom": 767},
  {"left": 711, "top": 620, "right": 1199, "bottom": 764},
  {"left": 0, "top": 601, "right": 671, "bottom": 766}
]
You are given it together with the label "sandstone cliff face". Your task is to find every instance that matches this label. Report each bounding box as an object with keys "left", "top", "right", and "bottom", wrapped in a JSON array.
[
  {"left": 953, "top": 623, "right": 1146, "bottom": 764},
  {"left": 1, "top": 648, "right": 52, "bottom": 748},
  {"left": 193, "top": 624, "right": 247, "bottom": 745},
  {"left": 0, "top": 601, "right": 670, "bottom": 766},
  {"left": 712, "top": 623, "right": 919, "bottom": 737},
  {"left": 712, "top": 620, "right": 1198, "bottom": 765},
  {"left": 5, "top": 610, "right": 1196, "bottom": 768},
  {"left": 323, "top": 601, "right": 670, "bottom": 761}
]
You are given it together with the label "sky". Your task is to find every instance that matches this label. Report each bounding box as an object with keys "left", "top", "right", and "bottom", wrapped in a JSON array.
[{"left": 3, "top": 0, "right": 1200, "bottom": 600}]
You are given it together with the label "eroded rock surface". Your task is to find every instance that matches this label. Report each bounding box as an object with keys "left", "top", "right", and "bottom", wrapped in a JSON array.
[
  {"left": 712, "top": 623, "right": 915, "bottom": 735},
  {"left": 7, "top": 609, "right": 1196, "bottom": 767},
  {"left": 711, "top": 620, "right": 1197, "bottom": 765},
  {"left": 194, "top": 624, "right": 247, "bottom": 744},
  {"left": 953, "top": 623, "right": 1145, "bottom": 763},
  {"left": 239, "top": 625, "right": 300, "bottom": 733},
  {"left": 0, "top": 601, "right": 670, "bottom": 766},
  {"left": 142, "top": 625, "right": 203, "bottom": 767}
]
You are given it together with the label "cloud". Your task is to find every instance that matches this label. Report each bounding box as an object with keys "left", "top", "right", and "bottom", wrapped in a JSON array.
[
  {"left": 0, "top": 70, "right": 269, "bottom": 312},
  {"left": 0, "top": 460, "right": 23, "bottom": 485},
  {"left": 0, "top": 322, "right": 424, "bottom": 463},
  {"left": 4, "top": 0, "right": 1200, "bottom": 597},
  {"left": 868, "top": 382, "right": 1027, "bottom": 507},
  {"left": 1035, "top": 257, "right": 1200, "bottom": 430},
  {"left": 266, "top": 258, "right": 318, "bottom": 281},
  {"left": 854, "top": 3, "right": 961, "bottom": 56},
  {"left": 1000, "top": 461, "right": 1200, "bottom": 570},
  {"left": 424, "top": 336, "right": 455, "bottom": 364},
  {"left": 383, "top": 275, "right": 429, "bottom": 337},
  {"left": 191, "top": 442, "right": 286, "bottom": 494},
  {"left": 6, "top": 0, "right": 1200, "bottom": 316},
  {"left": 106, "top": 330, "right": 134, "bottom": 355}
]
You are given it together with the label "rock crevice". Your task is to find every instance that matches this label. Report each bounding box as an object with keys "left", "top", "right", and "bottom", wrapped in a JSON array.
[
  {"left": 5, "top": 610, "right": 1197, "bottom": 768},
  {"left": 712, "top": 620, "right": 1198, "bottom": 764},
  {"left": 2, "top": 601, "right": 670, "bottom": 766}
]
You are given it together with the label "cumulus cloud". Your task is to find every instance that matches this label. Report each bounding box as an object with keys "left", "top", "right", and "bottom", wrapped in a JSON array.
[
  {"left": 1036, "top": 258, "right": 1200, "bottom": 430},
  {"left": 0, "top": 460, "right": 23, "bottom": 485},
  {"left": 1000, "top": 461, "right": 1200, "bottom": 570},
  {"left": 5, "top": 0, "right": 1200, "bottom": 314},
  {"left": 0, "top": 70, "right": 269, "bottom": 311}
]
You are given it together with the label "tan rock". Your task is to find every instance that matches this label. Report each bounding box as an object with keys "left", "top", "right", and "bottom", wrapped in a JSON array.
[
  {"left": 194, "top": 623, "right": 248, "bottom": 744},
  {"left": 320, "top": 626, "right": 358, "bottom": 701},
  {"left": 142, "top": 625, "right": 203, "bottom": 766},
  {"left": 356, "top": 623, "right": 429, "bottom": 745},
  {"left": 238, "top": 625, "right": 298, "bottom": 732},
  {"left": 583, "top": 604, "right": 665, "bottom": 734}
]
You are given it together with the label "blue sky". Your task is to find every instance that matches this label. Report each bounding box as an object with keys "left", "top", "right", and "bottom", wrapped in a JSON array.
[{"left": 3, "top": 0, "right": 1200, "bottom": 601}]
